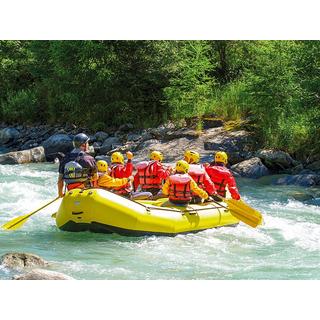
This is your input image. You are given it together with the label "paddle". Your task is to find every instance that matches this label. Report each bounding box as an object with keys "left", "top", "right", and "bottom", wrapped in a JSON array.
[
  {"left": 2, "top": 197, "right": 60, "bottom": 231},
  {"left": 211, "top": 195, "right": 263, "bottom": 228}
]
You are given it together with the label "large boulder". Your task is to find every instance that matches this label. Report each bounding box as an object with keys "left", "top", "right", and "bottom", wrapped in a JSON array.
[
  {"left": 204, "top": 130, "right": 255, "bottom": 165},
  {"left": 99, "top": 137, "right": 121, "bottom": 154},
  {"left": 0, "top": 253, "right": 48, "bottom": 269},
  {"left": 231, "top": 157, "right": 270, "bottom": 179},
  {"left": 42, "top": 134, "right": 73, "bottom": 160},
  {"left": 13, "top": 269, "right": 74, "bottom": 280},
  {"left": 94, "top": 131, "right": 109, "bottom": 143},
  {"left": 0, "top": 146, "right": 46, "bottom": 164},
  {"left": 274, "top": 174, "right": 320, "bottom": 187},
  {"left": 0, "top": 127, "right": 20, "bottom": 145},
  {"left": 256, "top": 149, "right": 298, "bottom": 171}
]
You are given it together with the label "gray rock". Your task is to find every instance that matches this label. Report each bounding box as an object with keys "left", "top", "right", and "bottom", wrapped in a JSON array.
[
  {"left": 204, "top": 130, "right": 255, "bottom": 165},
  {"left": 140, "top": 131, "right": 153, "bottom": 142},
  {"left": 163, "top": 128, "right": 200, "bottom": 141},
  {"left": 256, "top": 149, "right": 298, "bottom": 171},
  {"left": 127, "top": 133, "right": 141, "bottom": 142},
  {"left": 289, "top": 191, "right": 315, "bottom": 202},
  {"left": 0, "top": 146, "right": 46, "bottom": 164},
  {"left": 231, "top": 157, "right": 270, "bottom": 178},
  {"left": 0, "top": 127, "right": 20, "bottom": 145},
  {"left": 0, "top": 253, "right": 48, "bottom": 269},
  {"left": 20, "top": 139, "right": 39, "bottom": 150},
  {"left": 94, "top": 131, "right": 109, "bottom": 143},
  {"left": 13, "top": 269, "right": 74, "bottom": 280},
  {"left": 99, "top": 137, "right": 121, "bottom": 154},
  {"left": 42, "top": 134, "right": 73, "bottom": 160},
  {"left": 275, "top": 174, "right": 320, "bottom": 187}
]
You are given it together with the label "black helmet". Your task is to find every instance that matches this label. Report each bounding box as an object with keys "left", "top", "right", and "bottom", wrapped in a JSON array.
[{"left": 73, "top": 133, "right": 90, "bottom": 148}]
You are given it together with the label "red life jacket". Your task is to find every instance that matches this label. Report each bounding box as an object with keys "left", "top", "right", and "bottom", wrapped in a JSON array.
[
  {"left": 207, "top": 165, "right": 230, "bottom": 197},
  {"left": 136, "top": 160, "right": 162, "bottom": 189},
  {"left": 188, "top": 164, "right": 205, "bottom": 189},
  {"left": 168, "top": 174, "right": 192, "bottom": 202},
  {"left": 110, "top": 163, "right": 131, "bottom": 194}
]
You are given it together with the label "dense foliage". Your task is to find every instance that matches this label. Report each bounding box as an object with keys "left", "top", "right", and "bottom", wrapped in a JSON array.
[{"left": 0, "top": 40, "right": 319, "bottom": 157}]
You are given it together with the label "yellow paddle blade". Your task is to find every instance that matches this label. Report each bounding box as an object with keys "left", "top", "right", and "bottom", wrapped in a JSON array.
[
  {"left": 225, "top": 199, "right": 263, "bottom": 228},
  {"left": 2, "top": 213, "right": 33, "bottom": 230},
  {"left": 2, "top": 197, "right": 60, "bottom": 231}
]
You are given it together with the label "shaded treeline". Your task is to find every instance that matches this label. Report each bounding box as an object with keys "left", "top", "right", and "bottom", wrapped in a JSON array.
[{"left": 0, "top": 40, "right": 319, "bottom": 159}]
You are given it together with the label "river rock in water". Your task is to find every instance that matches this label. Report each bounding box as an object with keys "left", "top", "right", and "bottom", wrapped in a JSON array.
[
  {"left": 231, "top": 157, "right": 270, "bottom": 178},
  {"left": 0, "top": 146, "right": 46, "bottom": 164},
  {"left": 13, "top": 269, "right": 74, "bottom": 280},
  {"left": 99, "top": 136, "right": 121, "bottom": 154},
  {"left": 275, "top": 174, "right": 320, "bottom": 187},
  {"left": 0, "top": 253, "right": 49, "bottom": 269},
  {"left": 256, "top": 149, "right": 298, "bottom": 171},
  {"left": 42, "top": 133, "right": 73, "bottom": 160}
]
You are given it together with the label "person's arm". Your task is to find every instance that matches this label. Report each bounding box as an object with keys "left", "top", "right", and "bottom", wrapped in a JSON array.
[
  {"left": 57, "top": 174, "right": 64, "bottom": 197},
  {"left": 133, "top": 172, "right": 140, "bottom": 191},
  {"left": 190, "top": 178, "right": 208, "bottom": 199},
  {"left": 122, "top": 152, "right": 133, "bottom": 177},
  {"left": 157, "top": 163, "right": 171, "bottom": 180},
  {"left": 162, "top": 178, "right": 170, "bottom": 196},
  {"left": 227, "top": 174, "right": 241, "bottom": 200},
  {"left": 98, "top": 175, "right": 131, "bottom": 188},
  {"left": 203, "top": 171, "right": 217, "bottom": 195}
]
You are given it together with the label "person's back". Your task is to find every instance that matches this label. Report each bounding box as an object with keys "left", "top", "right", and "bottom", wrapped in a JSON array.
[
  {"left": 109, "top": 151, "right": 133, "bottom": 197},
  {"left": 205, "top": 151, "right": 240, "bottom": 200},
  {"left": 184, "top": 150, "right": 217, "bottom": 203},
  {"left": 58, "top": 133, "right": 97, "bottom": 197},
  {"left": 162, "top": 160, "right": 208, "bottom": 205},
  {"left": 134, "top": 151, "right": 171, "bottom": 197}
]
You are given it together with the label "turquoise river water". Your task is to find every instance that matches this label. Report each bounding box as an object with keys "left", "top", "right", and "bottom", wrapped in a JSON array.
[{"left": 0, "top": 163, "right": 319, "bottom": 280}]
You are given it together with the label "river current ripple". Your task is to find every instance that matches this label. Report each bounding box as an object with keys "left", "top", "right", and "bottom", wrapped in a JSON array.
[{"left": 0, "top": 163, "right": 319, "bottom": 279}]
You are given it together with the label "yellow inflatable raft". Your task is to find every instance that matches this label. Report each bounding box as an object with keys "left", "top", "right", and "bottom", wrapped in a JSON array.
[{"left": 56, "top": 188, "right": 239, "bottom": 236}]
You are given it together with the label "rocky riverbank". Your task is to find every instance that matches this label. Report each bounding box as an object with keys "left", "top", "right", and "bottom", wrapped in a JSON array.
[{"left": 1, "top": 121, "right": 320, "bottom": 188}]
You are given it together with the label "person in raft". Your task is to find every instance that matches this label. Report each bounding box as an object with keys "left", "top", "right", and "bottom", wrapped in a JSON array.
[
  {"left": 58, "top": 133, "right": 97, "bottom": 197},
  {"left": 97, "top": 160, "right": 134, "bottom": 190},
  {"left": 162, "top": 160, "right": 208, "bottom": 206},
  {"left": 98, "top": 159, "right": 152, "bottom": 200},
  {"left": 133, "top": 151, "right": 172, "bottom": 199},
  {"left": 183, "top": 150, "right": 218, "bottom": 203},
  {"left": 204, "top": 151, "right": 240, "bottom": 200}
]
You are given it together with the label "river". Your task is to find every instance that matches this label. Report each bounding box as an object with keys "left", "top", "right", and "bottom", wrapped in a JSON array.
[{"left": 0, "top": 162, "right": 319, "bottom": 280}]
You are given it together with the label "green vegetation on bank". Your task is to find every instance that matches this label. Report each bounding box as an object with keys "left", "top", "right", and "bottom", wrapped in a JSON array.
[{"left": 0, "top": 40, "right": 319, "bottom": 158}]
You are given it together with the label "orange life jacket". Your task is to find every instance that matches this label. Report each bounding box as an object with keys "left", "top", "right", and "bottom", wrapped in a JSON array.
[
  {"left": 136, "top": 160, "right": 162, "bottom": 189},
  {"left": 66, "top": 182, "right": 85, "bottom": 191},
  {"left": 168, "top": 174, "right": 192, "bottom": 202}
]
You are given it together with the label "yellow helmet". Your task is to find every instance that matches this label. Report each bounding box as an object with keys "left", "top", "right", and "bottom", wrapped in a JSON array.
[
  {"left": 184, "top": 150, "right": 200, "bottom": 164},
  {"left": 215, "top": 151, "right": 228, "bottom": 164},
  {"left": 111, "top": 152, "right": 124, "bottom": 164},
  {"left": 150, "top": 151, "right": 163, "bottom": 161},
  {"left": 175, "top": 160, "right": 190, "bottom": 174},
  {"left": 97, "top": 160, "right": 108, "bottom": 172}
]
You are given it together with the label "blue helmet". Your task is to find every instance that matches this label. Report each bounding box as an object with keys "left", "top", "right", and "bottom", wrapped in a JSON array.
[{"left": 73, "top": 133, "right": 89, "bottom": 148}]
